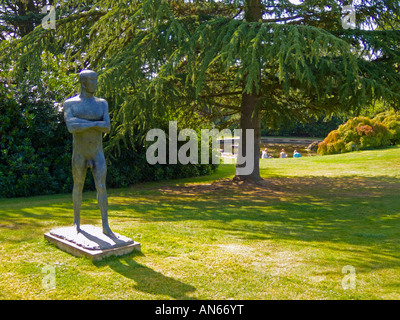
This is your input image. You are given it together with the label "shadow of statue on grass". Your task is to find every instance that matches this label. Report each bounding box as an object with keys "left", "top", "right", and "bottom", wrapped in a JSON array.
[{"left": 94, "top": 252, "right": 196, "bottom": 300}]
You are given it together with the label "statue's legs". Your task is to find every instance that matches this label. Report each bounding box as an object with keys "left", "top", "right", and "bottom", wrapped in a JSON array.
[
  {"left": 92, "top": 151, "right": 113, "bottom": 237},
  {"left": 72, "top": 153, "right": 87, "bottom": 232}
]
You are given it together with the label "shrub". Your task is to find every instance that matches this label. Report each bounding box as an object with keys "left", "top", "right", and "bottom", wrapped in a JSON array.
[
  {"left": 334, "top": 139, "right": 346, "bottom": 153},
  {"left": 0, "top": 83, "right": 217, "bottom": 198},
  {"left": 374, "top": 110, "right": 400, "bottom": 145},
  {"left": 318, "top": 115, "right": 392, "bottom": 155},
  {"left": 105, "top": 143, "right": 217, "bottom": 189},
  {"left": 317, "top": 141, "right": 327, "bottom": 155},
  {"left": 0, "top": 53, "right": 218, "bottom": 198},
  {"left": 0, "top": 81, "right": 75, "bottom": 197}
]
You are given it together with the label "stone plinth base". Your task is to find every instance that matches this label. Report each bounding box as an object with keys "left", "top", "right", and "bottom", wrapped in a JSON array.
[{"left": 44, "top": 225, "right": 141, "bottom": 261}]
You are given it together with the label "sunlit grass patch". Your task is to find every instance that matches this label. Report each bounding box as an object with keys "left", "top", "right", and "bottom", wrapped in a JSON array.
[{"left": 1, "top": 146, "right": 400, "bottom": 299}]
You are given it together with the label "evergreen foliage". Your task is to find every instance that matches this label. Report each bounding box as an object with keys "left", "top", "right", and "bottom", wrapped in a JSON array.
[
  {"left": 0, "top": 73, "right": 73, "bottom": 197},
  {"left": 261, "top": 113, "right": 348, "bottom": 138},
  {"left": 1, "top": 0, "right": 400, "bottom": 181},
  {"left": 0, "top": 0, "right": 46, "bottom": 39},
  {"left": 0, "top": 52, "right": 216, "bottom": 198}
]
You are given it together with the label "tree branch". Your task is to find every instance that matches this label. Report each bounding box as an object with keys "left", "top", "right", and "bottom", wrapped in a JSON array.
[{"left": 199, "top": 90, "right": 242, "bottom": 99}]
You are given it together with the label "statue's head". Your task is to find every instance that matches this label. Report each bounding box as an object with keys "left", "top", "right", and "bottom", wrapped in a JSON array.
[{"left": 79, "top": 69, "right": 97, "bottom": 94}]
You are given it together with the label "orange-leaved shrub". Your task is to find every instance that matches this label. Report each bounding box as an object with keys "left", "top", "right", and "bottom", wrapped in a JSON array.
[{"left": 318, "top": 115, "right": 393, "bottom": 155}]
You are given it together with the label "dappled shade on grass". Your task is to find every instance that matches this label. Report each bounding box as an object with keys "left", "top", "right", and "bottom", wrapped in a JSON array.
[{"left": 0, "top": 146, "right": 400, "bottom": 299}]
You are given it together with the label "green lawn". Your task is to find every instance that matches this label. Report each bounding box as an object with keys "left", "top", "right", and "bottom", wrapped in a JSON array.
[{"left": 1, "top": 146, "right": 400, "bottom": 299}]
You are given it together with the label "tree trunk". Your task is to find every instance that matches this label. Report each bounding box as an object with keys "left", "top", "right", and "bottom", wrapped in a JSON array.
[
  {"left": 17, "top": 0, "right": 36, "bottom": 37},
  {"left": 234, "top": 0, "right": 263, "bottom": 182},
  {"left": 234, "top": 89, "right": 262, "bottom": 182},
  {"left": 244, "top": 0, "right": 264, "bottom": 21}
]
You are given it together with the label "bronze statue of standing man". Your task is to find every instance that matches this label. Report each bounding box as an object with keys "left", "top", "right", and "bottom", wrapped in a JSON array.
[{"left": 63, "top": 69, "right": 113, "bottom": 236}]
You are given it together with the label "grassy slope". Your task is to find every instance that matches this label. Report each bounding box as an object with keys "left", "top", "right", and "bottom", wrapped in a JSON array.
[{"left": 0, "top": 146, "right": 400, "bottom": 299}]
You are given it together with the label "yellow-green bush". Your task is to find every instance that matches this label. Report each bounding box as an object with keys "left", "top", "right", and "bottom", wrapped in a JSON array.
[
  {"left": 374, "top": 110, "right": 400, "bottom": 145},
  {"left": 318, "top": 114, "right": 394, "bottom": 155}
]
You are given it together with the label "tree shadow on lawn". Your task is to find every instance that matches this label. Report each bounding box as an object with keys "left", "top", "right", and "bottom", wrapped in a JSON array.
[
  {"left": 0, "top": 197, "right": 109, "bottom": 233},
  {"left": 2, "top": 175, "right": 400, "bottom": 272},
  {"left": 94, "top": 252, "right": 196, "bottom": 300},
  {"left": 109, "top": 175, "right": 400, "bottom": 270}
]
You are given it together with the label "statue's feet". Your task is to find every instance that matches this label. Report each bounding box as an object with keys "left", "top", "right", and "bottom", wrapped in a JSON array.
[
  {"left": 103, "top": 225, "right": 115, "bottom": 238},
  {"left": 74, "top": 223, "right": 81, "bottom": 234}
]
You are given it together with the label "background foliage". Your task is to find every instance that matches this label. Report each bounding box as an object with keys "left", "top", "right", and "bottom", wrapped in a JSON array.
[
  {"left": 0, "top": 72, "right": 73, "bottom": 197},
  {"left": 0, "top": 53, "right": 216, "bottom": 198},
  {"left": 261, "top": 113, "right": 348, "bottom": 138},
  {"left": 2, "top": 0, "right": 399, "bottom": 182},
  {"left": 1, "top": 0, "right": 400, "bottom": 192},
  {"left": 317, "top": 110, "right": 400, "bottom": 155}
]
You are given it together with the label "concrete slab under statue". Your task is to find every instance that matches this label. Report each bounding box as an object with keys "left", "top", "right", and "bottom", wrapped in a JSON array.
[
  {"left": 44, "top": 69, "right": 140, "bottom": 260},
  {"left": 44, "top": 225, "right": 141, "bottom": 261}
]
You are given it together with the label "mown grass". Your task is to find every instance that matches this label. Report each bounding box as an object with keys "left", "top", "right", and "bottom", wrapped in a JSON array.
[{"left": 1, "top": 146, "right": 400, "bottom": 299}]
